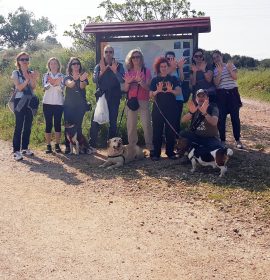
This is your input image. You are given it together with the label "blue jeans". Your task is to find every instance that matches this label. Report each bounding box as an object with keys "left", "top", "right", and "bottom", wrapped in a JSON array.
[
  {"left": 89, "top": 96, "right": 121, "bottom": 148},
  {"left": 13, "top": 98, "right": 33, "bottom": 152},
  {"left": 180, "top": 130, "right": 222, "bottom": 152}
]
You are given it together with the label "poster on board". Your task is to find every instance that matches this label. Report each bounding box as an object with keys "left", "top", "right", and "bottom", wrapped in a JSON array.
[{"left": 100, "top": 38, "right": 193, "bottom": 80}]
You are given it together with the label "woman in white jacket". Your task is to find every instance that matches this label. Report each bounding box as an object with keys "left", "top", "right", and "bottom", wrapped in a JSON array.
[{"left": 42, "top": 57, "right": 65, "bottom": 153}]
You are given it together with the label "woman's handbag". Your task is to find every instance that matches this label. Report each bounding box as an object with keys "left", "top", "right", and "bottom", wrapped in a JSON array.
[
  {"left": 7, "top": 88, "right": 16, "bottom": 113},
  {"left": 127, "top": 83, "right": 140, "bottom": 111},
  {"left": 127, "top": 97, "right": 140, "bottom": 111},
  {"left": 93, "top": 94, "right": 109, "bottom": 124}
]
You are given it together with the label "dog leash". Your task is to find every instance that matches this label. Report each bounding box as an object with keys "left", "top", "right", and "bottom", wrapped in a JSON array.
[{"left": 153, "top": 99, "right": 180, "bottom": 138}]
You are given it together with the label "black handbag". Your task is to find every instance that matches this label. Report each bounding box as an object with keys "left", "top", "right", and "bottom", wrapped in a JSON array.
[
  {"left": 127, "top": 96, "right": 139, "bottom": 111},
  {"left": 127, "top": 83, "right": 140, "bottom": 111}
]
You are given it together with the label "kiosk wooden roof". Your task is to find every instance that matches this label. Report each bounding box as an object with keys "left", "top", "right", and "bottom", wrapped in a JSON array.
[{"left": 83, "top": 17, "right": 211, "bottom": 61}]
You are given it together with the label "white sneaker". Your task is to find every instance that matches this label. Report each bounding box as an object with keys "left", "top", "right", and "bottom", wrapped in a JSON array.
[
  {"left": 22, "top": 149, "right": 34, "bottom": 156},
  {"left": 236, "top": 141, "right": 243, "bottom": 149},
  {"left": 87, "top": 146, "right": 97, "bottom": 154},
  {"left": 14, "top": 151, "right": 23, "bottom": 161}
]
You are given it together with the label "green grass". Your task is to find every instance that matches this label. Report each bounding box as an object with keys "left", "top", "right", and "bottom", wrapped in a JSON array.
[{"left": 238, "top": 68, "right": 270, "bottom": 102}]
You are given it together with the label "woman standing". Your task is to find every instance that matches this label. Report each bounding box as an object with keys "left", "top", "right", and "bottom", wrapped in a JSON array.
[
  {"left": 123, "top": 49, "right": 153, "bottom": 153},
  {"left": 42, "top": 57, "right": 65, "bottom": 153},
  {"left": 149, "top": 57, "right": 181, "bottom": 161},
  {"left": 212, "top": 50, "right": 243, "bottom": 148},
  {"left": 165, "top": 51, "right": 185, "bottom": 134},
  {"left": 63, "top": 57, "right": 89, "bottom": 154},
  {"left": 190, "top": 48, "right": 216, "bottom": 103},
  {"left": 11, "top": 52, "right": 39, "bottom": 161}
]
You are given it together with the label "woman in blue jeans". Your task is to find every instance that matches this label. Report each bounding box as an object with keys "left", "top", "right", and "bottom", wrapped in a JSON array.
[{"left": 11, "top": 52, "right": 39, "bottom": 161}]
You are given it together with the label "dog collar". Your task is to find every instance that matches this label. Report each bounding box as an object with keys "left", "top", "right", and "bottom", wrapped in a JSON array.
[{"left": 108, "top": 154, "right": 125, "bottom": 162}]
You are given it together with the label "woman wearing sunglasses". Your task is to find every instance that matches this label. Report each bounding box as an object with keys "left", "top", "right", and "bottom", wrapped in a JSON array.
[
  {"left": 11, "top": 52, "right": 39, "bottom": 161},
  {"left": 63, "top": 57, "right": 89, "bottom": 154},
  {"left": 123, "top": 49, "right": 153, "bottom": 154},
  {"left": 190, "top": 48, "right": 216, "bottom": 103}
]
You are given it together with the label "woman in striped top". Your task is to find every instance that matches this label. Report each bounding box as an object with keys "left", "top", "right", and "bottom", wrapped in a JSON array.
[{"left": 213, "top": 50, "right": 243, "bottom": 149}]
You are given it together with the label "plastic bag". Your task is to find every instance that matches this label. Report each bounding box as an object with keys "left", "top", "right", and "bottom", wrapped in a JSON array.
[{"left": 93, "top": 94, "right": 109, "bottom": 124}]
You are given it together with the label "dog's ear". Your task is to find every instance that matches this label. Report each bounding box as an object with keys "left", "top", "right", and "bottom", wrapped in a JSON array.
[{"left": 107, "top": 139, "right": 111, "bottom": 146}]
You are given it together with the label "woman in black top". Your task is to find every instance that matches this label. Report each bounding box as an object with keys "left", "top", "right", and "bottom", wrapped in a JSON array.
[
  {"left": 150, "top": 57, "right": 181, "bottom": 160},
  {"left": 190, "top": 48, "right": 216, "bottom": 103},
  {"left": 63, "top": 57, "right": 89, "bottom": 154}
]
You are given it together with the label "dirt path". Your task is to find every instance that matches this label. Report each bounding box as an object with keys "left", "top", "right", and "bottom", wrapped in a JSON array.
[{"left": 0, "top": 99, "right": 270, "bottom": 280}]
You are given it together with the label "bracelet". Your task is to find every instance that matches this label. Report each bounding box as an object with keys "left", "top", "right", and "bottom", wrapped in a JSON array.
[
  {"left": 188, "top": 111, "right": 194, "bottom": 115},
  {"left": 80, "top": 80, "right": 84, "bottom": 82},
  {"left": 203, "top": 112, "right": 208, "bottom": 116}
]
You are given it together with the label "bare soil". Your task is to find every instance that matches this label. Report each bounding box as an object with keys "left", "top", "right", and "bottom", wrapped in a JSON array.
[{"left": 0, "top": 98, "right": 269, "bottom": 280}]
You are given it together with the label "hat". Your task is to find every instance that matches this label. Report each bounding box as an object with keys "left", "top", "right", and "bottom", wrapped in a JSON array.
[{"left": 196, "top": 89, "right": 208, "bottom": 96}]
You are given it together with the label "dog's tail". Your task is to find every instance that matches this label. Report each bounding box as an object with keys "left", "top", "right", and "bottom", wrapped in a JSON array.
[{"left": 227, "top": 148, "right": 233, "bottom": 156}]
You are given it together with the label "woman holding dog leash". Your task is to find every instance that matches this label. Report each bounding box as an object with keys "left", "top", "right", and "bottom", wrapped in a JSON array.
[
  {"left": 63, "top": 57, "right": 89, "bottom": 154},
  {"left": 123, "top": 49, "right": 153, "bottom": 154},
  {"left": 42, "top": 57, "right": 65, "bottom": 154},
  {"left": 11, "top": 52, "right": 39, "bottom": 161},
  {"left": 149, "top": 57, "right": 181, "bottom": 161}
]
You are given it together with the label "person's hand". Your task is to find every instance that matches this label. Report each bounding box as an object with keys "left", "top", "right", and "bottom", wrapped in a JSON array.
[
  {"left": 226, "top": 61, "right": 234, "bottom": 72},
  {"left": 177, "top": 57, "right": 186, "bottom": 69},
  {"left": 191, "top": 64, "right": 197, "bottom": 73},
  {"left": 198, "top": 61, "right": 207, "bottom": 72},
  {"left": 165, "top": 81, "right": 173, "bottom": 93},
  {"left": 109, "top": 59, "right": 119, "bottom": 74},
  {"left": 156, "top": 82, "right": 163, "bottom": 92},
  {"left": 215, "top": 62, "right": 223, "bottom": 75},
  {"left": 80, "top": 72, "right": 88, "bottom": 81},
  {"left": 99, "top": 59, "right": 106, "bottom": 73},
  {"left": 198, "top": 98, "right": 209, "bottom": 115},
  {"left": 134, "top": 71, "right": 144, "bottom": 84},
  {"left": 27, "top": 71, "right": 38, "bottom": 81},
  {"left": 187, "top": 99, "right": 197, "bottom": 113},
  {"left": 47, "top": 76, "right": 55, "bottom": 85},
  {"left": 170, "top": 58, "right": 178, "bottom": 71},
  {"left": 123, "top": 72, "right": 134, "bottom": 84}
]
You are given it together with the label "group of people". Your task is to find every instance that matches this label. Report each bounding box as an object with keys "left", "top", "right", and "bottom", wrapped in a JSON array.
[{"left": 11, "top": 46, "right": 243, "bottom": 161}]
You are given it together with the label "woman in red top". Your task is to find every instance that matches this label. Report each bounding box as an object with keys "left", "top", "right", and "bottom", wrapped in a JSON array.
[{"left": 123, "top": 49, "right": 153, "bottom": 153}]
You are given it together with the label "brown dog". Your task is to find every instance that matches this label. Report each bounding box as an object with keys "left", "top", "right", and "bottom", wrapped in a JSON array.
[{"left": 99, "top": 137, "right": 145, "bottom": 169}]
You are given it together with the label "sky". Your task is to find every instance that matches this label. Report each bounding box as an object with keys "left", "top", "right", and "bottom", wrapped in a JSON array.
[{"left": 0, "top": 0, "right": 270, "bottom": 59}]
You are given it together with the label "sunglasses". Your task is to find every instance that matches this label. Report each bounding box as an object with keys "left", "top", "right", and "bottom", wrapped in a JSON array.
[
  {"left": 19, "top": 58, "right": 29, "bottom": 62},
  {"left": 71, "top": 62, "right": 80, "bottom": 66},
  {"left": 131, "top": 55, "right": 141, "bottom": 59},
  {"left": 166, "top": 57, "right": 175, "bottom": 61},
  {"left": 194, "top": 54, "right": 203, "bottom": 59},
  {"left": 105, "top": 50, "right": 113, "bottom": 54}
]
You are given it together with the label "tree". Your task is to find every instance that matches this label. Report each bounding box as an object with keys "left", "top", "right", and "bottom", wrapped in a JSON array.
[
  {"left": 0, "top": 7, "right": 55, "bottom": 48},
  {"left": 65, "top": 0, "right": 204, "bottom": 50},
  {"left": 98, "top": 0, "right": 205, "bottom": 21},
  {"left": 64, "top": 16, "right": 103, "bottom": 50}
]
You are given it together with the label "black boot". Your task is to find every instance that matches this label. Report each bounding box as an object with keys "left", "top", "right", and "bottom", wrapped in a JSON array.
[
  {"left": 45, "top": 144, "right": 52, "bottom": 154},
  {"left": 55, "top": 144, "right": 62, "bottom": 153}
]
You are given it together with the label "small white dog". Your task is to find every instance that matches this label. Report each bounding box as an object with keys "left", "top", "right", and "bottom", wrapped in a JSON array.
[{"left": 99, "top": 137, "right": 145, "bottom": 169}]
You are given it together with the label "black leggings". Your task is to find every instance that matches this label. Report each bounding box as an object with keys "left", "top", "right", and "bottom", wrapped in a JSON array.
[{"left": 43, "top": 104, "right": 63, "bottom": 133}]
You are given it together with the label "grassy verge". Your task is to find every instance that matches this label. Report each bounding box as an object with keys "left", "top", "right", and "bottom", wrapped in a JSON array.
[{"left": 238, "top": 68, "right": 270, "bottom": 102}]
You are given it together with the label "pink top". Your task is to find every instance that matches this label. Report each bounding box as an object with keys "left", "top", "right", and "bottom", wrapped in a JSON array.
[{"left": 127, "top": 68, "right": 152, "bottom": 101}]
